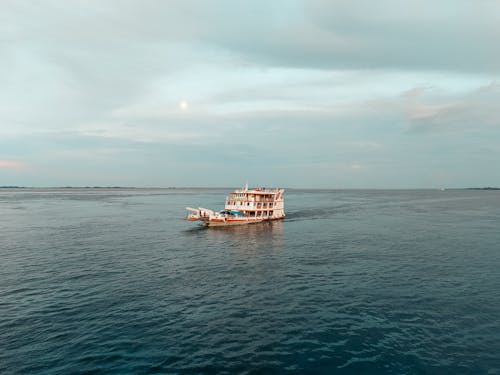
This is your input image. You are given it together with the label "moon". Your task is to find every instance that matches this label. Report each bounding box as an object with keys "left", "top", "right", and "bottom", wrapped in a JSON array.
[{"left": 179, "top": 100, "right": 188, "bottom": 110}]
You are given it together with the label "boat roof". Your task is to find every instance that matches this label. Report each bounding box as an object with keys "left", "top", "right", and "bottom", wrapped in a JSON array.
[{"left": 231, "top": 187, "right": 283, "bottom": 195}]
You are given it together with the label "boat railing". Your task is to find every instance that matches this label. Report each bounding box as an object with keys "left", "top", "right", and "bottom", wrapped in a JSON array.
[
  {"left": 232, "top": 188, "right": 281, "bottom": 194},
  {"left": 226, "top": 197, "right": 278, "bottom": 202}
]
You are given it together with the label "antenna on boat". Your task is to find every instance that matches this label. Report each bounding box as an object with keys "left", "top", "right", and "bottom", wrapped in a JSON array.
[{"left": 245, "top": 181, "right": 248, "bottom": 190}]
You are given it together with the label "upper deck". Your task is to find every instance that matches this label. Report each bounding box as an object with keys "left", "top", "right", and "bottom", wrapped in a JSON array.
[
  {"left": 224, "top": 186, "right": 285, "bottom": 217},
  {"left": 231, "top": 187, "right": 282, "bottom": 195},
  {"left": 226, "top": 187, "right": 284, "bottom": 204}
]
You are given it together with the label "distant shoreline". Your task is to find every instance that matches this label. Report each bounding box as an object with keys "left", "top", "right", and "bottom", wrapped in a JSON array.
[
  {"left": 465, "top": 187, "right": 500, "bottom": 190},
  {"left": 0, "top": 186, "right": 138, "bottom": 189},
  {"left": 0, "top": 186, "right": 227, "bottom": 190}
]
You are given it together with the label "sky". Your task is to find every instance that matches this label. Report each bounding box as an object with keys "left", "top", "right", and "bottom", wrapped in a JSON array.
[{"left": 1, "top": 0, "right": 500, "bottom": 188}]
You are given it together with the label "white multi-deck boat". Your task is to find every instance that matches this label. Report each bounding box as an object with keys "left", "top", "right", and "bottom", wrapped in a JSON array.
[{"left": 186, "top": 184, "right": 285, "bottom": 227}]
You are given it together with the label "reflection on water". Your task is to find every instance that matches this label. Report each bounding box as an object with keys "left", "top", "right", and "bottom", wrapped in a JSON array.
[{"left": 201, "top": 221, "right": 285, "bottom": 254}]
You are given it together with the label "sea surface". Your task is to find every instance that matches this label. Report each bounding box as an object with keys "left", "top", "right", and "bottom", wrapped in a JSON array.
[{"left": 1, "top": 188, "right": 500, "bottom": 374}]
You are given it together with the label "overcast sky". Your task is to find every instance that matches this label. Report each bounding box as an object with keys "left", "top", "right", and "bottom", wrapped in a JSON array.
[{"left": 1, "top": 0, "right": 500, "bottom": 188}]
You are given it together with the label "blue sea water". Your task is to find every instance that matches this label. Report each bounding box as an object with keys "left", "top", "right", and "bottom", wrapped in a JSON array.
[{"left": 1, "top": 188, "right": 500, "bottom": 374}]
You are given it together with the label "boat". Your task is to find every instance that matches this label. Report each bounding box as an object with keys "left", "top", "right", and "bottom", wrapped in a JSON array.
[{"left": 186, "top": 184, "right": 285, "bottom": 227}]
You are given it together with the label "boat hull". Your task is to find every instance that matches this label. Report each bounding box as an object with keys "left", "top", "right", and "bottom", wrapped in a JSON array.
[{"left": 203, "top": 216, "right": 285, "bottom": 227}]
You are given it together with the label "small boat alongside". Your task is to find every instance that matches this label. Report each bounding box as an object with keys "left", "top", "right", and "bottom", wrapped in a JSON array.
[{"left": 186, "top": 184, "right": 285, "bottom": 227}]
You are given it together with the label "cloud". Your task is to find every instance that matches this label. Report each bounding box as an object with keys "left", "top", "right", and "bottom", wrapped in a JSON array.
[
  {"left": 1, "top": 1, "right": 499, "bottom": 187},
  {"left": 185, "top": 0, "right": 500, "bottom": 73},
  {"left": 0, "top": 160, "right": 28, "bottom": 169},
  {"left": 403, "top": 83, "right": 500, "bottom": 133}
]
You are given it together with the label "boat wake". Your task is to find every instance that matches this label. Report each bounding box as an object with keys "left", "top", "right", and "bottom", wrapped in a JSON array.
[{"left": 285, "top": 203, "right": 359, "bottom": 222}]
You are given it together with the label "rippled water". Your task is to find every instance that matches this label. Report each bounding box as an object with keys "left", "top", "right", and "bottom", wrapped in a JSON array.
[{"left": 1, "top": 188, "right": 500, "bottom": 374}]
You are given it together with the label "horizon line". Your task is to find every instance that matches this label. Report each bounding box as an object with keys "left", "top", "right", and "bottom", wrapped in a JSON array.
[{"left": 1, "top": 186, "right": 499, "bottom": 191}]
